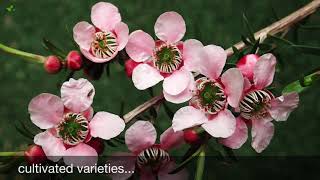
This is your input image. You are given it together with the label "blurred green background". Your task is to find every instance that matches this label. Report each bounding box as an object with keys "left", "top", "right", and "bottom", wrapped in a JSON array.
[{"left": 0, "top": 0, "right": 320, "bottom": 179}]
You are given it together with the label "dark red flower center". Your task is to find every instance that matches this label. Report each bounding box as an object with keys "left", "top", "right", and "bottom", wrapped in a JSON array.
[
  {"left": 91, "top": 31, "right": 118, "bottom": 59},
  {"left": 136, "top": 146, "right": 170, "bottom": 172},
  {"left": 56, "top": 113, "right": 89, "bottom": 146},
  {"left": 152, "top": 43, "right": 182, "bottom": 73},
  {"left": 239, "top": 89, "right": 274, "bottom": 120},
  {"left": 190, "top": 77, "right": 227, "bottom": 114}
]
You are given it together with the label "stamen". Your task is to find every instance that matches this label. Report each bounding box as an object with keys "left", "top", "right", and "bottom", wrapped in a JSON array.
[
  {"left": 91, "top": 31, "right": 118, "bottom": 59},
  {"left": 239, "top": 90, "right": 274, "bottom": 119},
  {"left": 57, "top": 113, "right": 89, "bottom": 145},
  {"left": 153, "top": 43, "right": 182, "bottom": 73},
  {"left": 137, "top": 147, "right": 170, "bottom": 169},
  {"left": 190, "top": 77, "right": 227, "bottom": 114}
]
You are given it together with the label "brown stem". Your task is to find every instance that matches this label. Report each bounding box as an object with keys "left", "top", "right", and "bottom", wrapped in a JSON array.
[
  {"left": 123, "top": 0, "right": 320, "bottom": 123},
  {"left": 123, "top": 94, "right": 164, "bottom": 123},
  {"left": 225, "top": 0, "right": 320, "bottom": 56}
]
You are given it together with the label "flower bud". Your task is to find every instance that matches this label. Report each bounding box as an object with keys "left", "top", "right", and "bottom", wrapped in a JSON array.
[
  {"left": 67, "top": 50, "right": 83, "bottom": 70},
  {"left": 236, "top": 54, "right": 260, "bottom": 81},
  {"left": 24, "top": 145, "right": 47, "bottom": 165},
  {"left": 183, "top": 128, "right": 200, "bottom": 144},
  {"left": 44, "top": 55, "right": 62, "bottom": 74},
  {"left": 124, "top": 59, "right": 140, "bottom": 77},
  {"left": 87, "top": 138, "right": 105, "bottom": 155}
]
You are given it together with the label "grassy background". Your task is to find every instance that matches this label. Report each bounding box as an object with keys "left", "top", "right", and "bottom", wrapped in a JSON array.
[{"left": 0, "top": 0, "right": 320, "bottom": 179}]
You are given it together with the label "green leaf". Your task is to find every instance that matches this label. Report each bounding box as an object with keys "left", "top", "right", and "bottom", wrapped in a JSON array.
[
  {"left": 268, "top": 35, "right": 294, "bottom": 46},
  {"left": 250, "top": 37, "right": 260, "bottom": 54},
  {"left": 222, "top": 146, "right": 238, "bottom": 162},
  {"left": 195, "top": 149, "right": 206, "bottom": 180},
  {"left": 42, "top": 38, "right": 67, "bottom": 58},
  {"left": 242, "top": 13, "right": 256, "bottom": 42},
  {"left": 169, "top": 145, "right": 204, "bottom": 174},
  {"left": 282, "top": 71, "right": 320, "bottom": 94},
  {"left": 105, "top": 140, "right": 117, "bottom": 147},
  {"left": 163, "top": 102, "right": 174, "bottom": 119},
  {"left": 292, "top": 45, "right": 320, "bottom": 56},
  {"left": 149, "top": 107, "right": 158, "bottom": 119},
  {"left": 300, "top": 25, "right": 320, "bottom": 30},
  {"left": 241, "top": 35, "right": 253, "bottom": 46}
]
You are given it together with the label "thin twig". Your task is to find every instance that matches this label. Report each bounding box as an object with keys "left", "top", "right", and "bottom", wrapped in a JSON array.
[{"left": 122, "top": 0, "right": 320, "bottom": 123}]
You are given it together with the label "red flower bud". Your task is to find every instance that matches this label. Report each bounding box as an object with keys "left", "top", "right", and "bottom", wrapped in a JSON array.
[
  {"left": 125, "top": 59, "right": 140, "bottom": 77},
  {"left": 236, "top": 54, "right": 260, "bottom": 81},
  {"left": 44, "top": 55, "right": 62, "bottom": 74},
  {"left": 184, "top": 129, "right": 200, "bottom": 144},
  {"left": 24, "top": 145, "right": 47, "bottom": 165},
  {"left": 67, "top": 50, "right": 82, "bottom": 70},
  {"left": 87, "top": 138, "right": 105, "bottom": 155}
]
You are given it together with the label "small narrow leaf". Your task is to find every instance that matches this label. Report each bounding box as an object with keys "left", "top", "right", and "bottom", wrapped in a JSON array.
[
  {"left": 282, "top": 71, "right": 320, "bottom": 94},
  {"left": 268, "top": 35, "right": 294, "bottom": 46},
  {"left": 241, "top": 35, "right": 253, "bottom": 46},
  {"left": 42, "top": 38, "right": 67, "bottom": 58},
  {"left": 292, "top": 45, "right": 320, "bottom": 56},
  {"left": 242, "top": 13, "right": 256, "bottom": 42},
  {"left": 169, "top": 145, "right": 204, "bottom": 174},
  {"left": 250, "top": 38, "right": 260, "bottom": 54},
  {"left": 163, "top": 102, "right": 174, "bottom": 119}
]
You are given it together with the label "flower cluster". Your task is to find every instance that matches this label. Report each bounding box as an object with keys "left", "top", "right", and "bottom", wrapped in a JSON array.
[
  {"left": 28, "top": 78, "right": 125, "bottom": 166},
  {"left": 21, "top": 1, "right": 301, "bottom": 179}
]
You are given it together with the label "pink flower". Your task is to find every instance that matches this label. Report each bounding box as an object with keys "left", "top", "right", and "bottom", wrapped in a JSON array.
[
  {"left": 220, "top": 53, "right": 299, "bottom": 153},
  {"left": 109, "top": 121, "right": 187, "bottom": 180},
  {"left": 73, "top": 2, "right": 129, "bottom": 63},
  {"left": 28, "top": 78, "right": 125, "bottom": 166},
  {"left": 172, "top": 46, "right": 244, "bottom": 138},
  {"left": 125, "top": 11, "right": 204, "bottom": 103}
]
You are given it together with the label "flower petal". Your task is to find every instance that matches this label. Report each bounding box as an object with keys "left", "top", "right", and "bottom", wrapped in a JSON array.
[
  {"left": 34, "top": 131, "right": 66, "bottom": 162},
  {"left": 61, "top": 78, "right": 95, "bottom": 113},
  {"left": 163, "top": 68, "right": 191, "bottom": 95},
  {"left": 269, "top": 92, "right": 299, "bottom": 121},
  {"left": 126, "top": 30, "right": 155, "bottom": 62},
  {"left": 253, "top": 53, "right": 276, "bottom": 89},
  {"left": 132, "top": 64, "right": 164, "bottom": 90},
  {"left": 81, "top": 107, "right": 94, "bottom": 120},
  {"left": 198, "top": 45, "right": 227, "bottom": 79},
  {"left": 89, "top": 112, "right": 125, "bottom": 140},
  {"left": 91, "top": 2, "right": 121, "bottom": 31},
  {"left": 73, "top": 21, "right": 95, "bottom": 50},
  {"left": 221, "top": 68, "right": 244, "bottom": 108},
  {"left": 154, "top": 11, "right": 186, "bottom": 43},
  {"left": 243, "top": 77, "right": 252, "bottom": 92},
  {"left": 251, "top": 116, "right": 274, "bottom": 153},
  {"left": 160, "top": 127, "right": 184, "bottom": 151},
  {"left": 114, "top": 22, "right": 129, "bottom": 51},
  {"left": 125, "top": 121, "right": 157, "bottom": 153},
  {"left": 28, "top": 93, "right": 64, "bottom": 129},
  {"left": 107, "top": 152, "right": 136, "bottom": 180},
  {"left": 158, "top": 161, "right": 188, "bottom": 180},
  {"left": 163, "top": 72, "right": 195, "bottom": 104},
  {"left": 201, "top": 109, "right": 236, "bottom": 138},
  {"left": 172, "top": 106, "right": 207, "bottom": 132},
  {"left": 183, "top": 39, "right": 204, "bottom": 72},
  {"left": 219, "top": 117, "right": 248, "bottom": 149},
  {"left": 80, "top": 47, "right": 117, "bottom": 63},
  {"left": 63, "top": 143, "right": 98, "bottom": 166}
]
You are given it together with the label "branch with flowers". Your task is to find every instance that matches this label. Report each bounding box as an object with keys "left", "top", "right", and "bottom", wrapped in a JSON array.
[{"left": 0, "top": 1, "right": 320, "bottom": 180}]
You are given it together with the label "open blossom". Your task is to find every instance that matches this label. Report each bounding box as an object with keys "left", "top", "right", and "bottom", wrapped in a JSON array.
[
  {"left": 28, "top": 78, "right": 125, "bottom": 166},
  {"left": 125, "top": 11, "right": 204, "bottom": 103},
  {"left": 109, "top": 121, "right": 187, "bottom": 180},
  {"left": 172, "top": 46, "right": 244, "bottom": 138},
  {"left": 73, "top": 2, "right": 129, "bottom": 63},
  {"left": 220, "top": 53, "right": 299, "bottom": 153}
]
